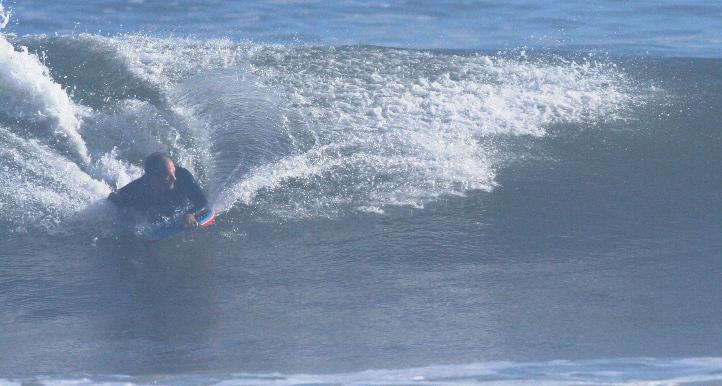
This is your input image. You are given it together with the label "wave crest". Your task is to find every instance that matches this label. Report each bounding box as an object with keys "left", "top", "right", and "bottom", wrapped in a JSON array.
[{"left": 0, "top": 35, "right": 90, "bottom": 163}]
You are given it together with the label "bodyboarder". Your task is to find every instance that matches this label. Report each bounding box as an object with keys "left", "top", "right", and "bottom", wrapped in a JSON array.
[{"left": 108, "top": 152, "right": 207, "bottom": 229}]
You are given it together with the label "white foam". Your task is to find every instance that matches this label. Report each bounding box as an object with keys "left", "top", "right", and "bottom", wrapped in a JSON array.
[
  {"left": 277, "top": 51, "right": 636, "bottom": 139},
  {"left": 88, "top": 148, "right": 142, "bottom": 191},
  {"left": 211, "top": 49, "right": 637, "bottom": 217},
  {"left": 12, "top": 36, "right": 640, "bottom": 219},
  {"left": 99, "top": 34, "right": 252, "bottom": 90},
  {"left": 0, "top": 35, "right": 90, "bottom": 163},
  {"left": 0, "top": 1, "right": 10, "bottom": 30},
  {"left": 80, "top": 98, "right": 178, "bottom": 187},
  {"left": 0, "top": 127, "right": 109, "bottom": 233}
]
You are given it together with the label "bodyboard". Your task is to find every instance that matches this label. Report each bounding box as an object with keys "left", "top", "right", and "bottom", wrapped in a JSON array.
[{"left": 135, "top": 208, "right": 216, "bottom": 241}]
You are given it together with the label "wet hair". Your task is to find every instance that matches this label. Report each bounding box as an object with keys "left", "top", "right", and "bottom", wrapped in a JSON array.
[{"left": 144, "top": 152, "right": 173, "bottom": 176}]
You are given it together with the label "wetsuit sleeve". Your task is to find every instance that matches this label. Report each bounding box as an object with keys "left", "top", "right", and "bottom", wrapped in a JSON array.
[
  {"left": 177, "top": 167, "right": 208, "bottom": 212},
  {"left": 108, "top": 179, "right": 139, "bottom": 208}
]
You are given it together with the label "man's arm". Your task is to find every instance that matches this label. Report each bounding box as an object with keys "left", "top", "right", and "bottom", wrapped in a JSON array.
[
  {"left": 108, "top": 186, "right": 130, "bottom": 207},
  {"left": 177, "top": 167, "right": 208, "bottom": 212},
  {"left": 175, "top": 167, "right": 207, "bottom": 229},
  {"left": 107, "top": 178, "right": 143, "bottom": 209}
]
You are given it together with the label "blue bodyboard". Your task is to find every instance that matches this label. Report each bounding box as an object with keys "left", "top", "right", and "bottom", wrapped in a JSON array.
[{"left": 135, "top": 208, "right": 217, "bottom": 241}]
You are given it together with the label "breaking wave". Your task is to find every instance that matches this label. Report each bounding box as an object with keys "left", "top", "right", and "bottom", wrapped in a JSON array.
[{"left": 0, "top": 33, "right": 643, "bottom": 233}]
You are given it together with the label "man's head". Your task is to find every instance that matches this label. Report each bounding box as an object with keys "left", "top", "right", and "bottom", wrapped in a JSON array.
[{"left": 144, "top": 152, "right": 176, "bottom": 192}]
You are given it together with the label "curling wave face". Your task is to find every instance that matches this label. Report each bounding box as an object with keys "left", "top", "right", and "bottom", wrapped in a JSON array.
[{"left": 0, "top": 33, "right": 642, "bottom": 234}]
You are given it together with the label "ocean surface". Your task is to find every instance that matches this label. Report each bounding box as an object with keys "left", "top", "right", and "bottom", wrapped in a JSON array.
[{"left": 1, "top": 1, "right": 721, "bottom": 385}]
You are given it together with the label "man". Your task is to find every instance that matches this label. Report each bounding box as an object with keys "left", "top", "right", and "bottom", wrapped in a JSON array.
[{"left": 108, "top": 152, "right": 207, "bottom": 229}]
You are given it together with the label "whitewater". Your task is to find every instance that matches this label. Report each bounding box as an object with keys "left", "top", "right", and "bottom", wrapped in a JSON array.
[
  {"left": 1, "top": 30, "right": 640, "bottom": 231},
  {"left": 1, "top": 1, "right": 721, "bottom": 385}
]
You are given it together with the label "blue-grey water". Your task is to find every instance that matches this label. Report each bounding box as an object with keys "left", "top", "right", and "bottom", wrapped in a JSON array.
[{"left": 1, "top": 1, "right": 721, "bottom": 385}]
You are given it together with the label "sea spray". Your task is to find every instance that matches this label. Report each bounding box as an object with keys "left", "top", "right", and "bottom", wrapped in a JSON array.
[
  {"left": 210, "top": 48, "right": 639, "bottom": 217},
  {"left": 0, "top": 35, "right": 644, "bottom": 228},
  {"left": 167, "top": 68, "right": 293, "bottom": 211},
  {"left": 27, "top": 36, "right": 642, "bottom": 219}
]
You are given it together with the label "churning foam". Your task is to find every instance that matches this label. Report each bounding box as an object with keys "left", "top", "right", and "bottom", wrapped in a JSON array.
[
  {"left": 0, "top": 34, "right": 90, "bottom": 164},
  {"left": 0, "top": 127, "right": 109, "bottom": 233},
  {"left": 212, "top": 49, "right": 638, "bottom": 217},
  {"left": 88, "top": 37, "right": 639, "bottom": 217},
  {"left": 0, "top": 34, "right": 643, "bottom": 224}
]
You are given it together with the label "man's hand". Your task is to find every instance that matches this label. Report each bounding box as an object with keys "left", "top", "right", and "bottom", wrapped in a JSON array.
[{"left": 184, "top": 213, "right": 198, "bottom": 230}]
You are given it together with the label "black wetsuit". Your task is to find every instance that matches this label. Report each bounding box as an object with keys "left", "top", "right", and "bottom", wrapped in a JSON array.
[{"left": 108, "top": 166, "right": 207, "bottom": 222}]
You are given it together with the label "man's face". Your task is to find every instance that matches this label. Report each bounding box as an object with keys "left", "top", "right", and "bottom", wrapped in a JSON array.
[{"left": 149, "top": 159, "right": 176, "bottom": 192}]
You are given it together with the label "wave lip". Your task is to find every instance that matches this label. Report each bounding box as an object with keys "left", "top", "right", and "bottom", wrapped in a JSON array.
[
  {"left": 0, "top": 35, "right": 90, "bottom": 163},
  {"left": 0, "top": 34, "right": 646, "bottom": 229},
  {"left": 0, "top": 127, "right": 109, "bottom": 233}
]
